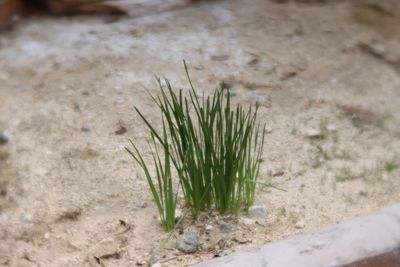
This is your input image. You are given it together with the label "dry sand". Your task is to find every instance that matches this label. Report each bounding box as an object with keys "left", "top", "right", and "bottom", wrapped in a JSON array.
[{"left": 0, "top": 0, "right": 400, "bottom": 266}]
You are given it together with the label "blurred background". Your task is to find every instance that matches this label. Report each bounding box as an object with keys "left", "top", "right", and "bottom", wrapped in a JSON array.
[{"left": 1, "top": 0, "right": 192, "bottom": 22}]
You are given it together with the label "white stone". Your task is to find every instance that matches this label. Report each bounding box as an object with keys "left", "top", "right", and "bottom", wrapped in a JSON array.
[
  {"left": 239, "top": 217, "right": 256, "bottom": 225},
  {"left": 295, "top": 221, "right": 305, "bottom": 229},
  {"left": 327, "top": 124, "right": 337, "bottom": 132},
  {"left": 205, "top": 225, "right": 213, "bottom": 231},
  {"left": 265, "top": 126, "right": 273, "bottom": 134},
  {"left": 306, "top": 129, "right": 322, "bottom": 138}
]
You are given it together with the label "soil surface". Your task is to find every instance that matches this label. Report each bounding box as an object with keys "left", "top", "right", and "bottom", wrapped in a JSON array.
[{"left": 1, "top": 0, "right": 400, "bottom": 266}]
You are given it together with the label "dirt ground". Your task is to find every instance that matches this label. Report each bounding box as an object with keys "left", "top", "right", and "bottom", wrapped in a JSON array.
[{"left": 1, "top": 0, "right": 400, "bottom": 266}]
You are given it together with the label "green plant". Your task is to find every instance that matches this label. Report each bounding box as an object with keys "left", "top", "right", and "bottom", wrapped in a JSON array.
[
  {"left": 385, "top": 158, "right": 398, "bottom": 172},
  {"left": 127, "top": 62, "right": 266, "bottom": 226},
  {"left": 125, "top": 125, "right": 177, "bottom": 231}
]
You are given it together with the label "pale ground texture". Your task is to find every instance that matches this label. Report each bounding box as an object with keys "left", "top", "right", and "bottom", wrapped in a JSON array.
[{"left": 1, "top": 0, "right": 400, "bottom": 266}]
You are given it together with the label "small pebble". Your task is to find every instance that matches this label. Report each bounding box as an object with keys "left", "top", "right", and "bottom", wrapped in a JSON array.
[
  {"left": 265, "top": 126, "right": 273, "bottom": 134},
  {"left": 20, "top": 213, "right": 33, "bottom": 223},
  {"left": 151, "top": 262, "right": 161, "bottom": 267},
  {"left": 210, "top": 54, "right": 230, "bottom": 61},
  {"left": 248, "top": 205, "right": 268, "bottom": 218},
  {"left": 81, "top": 126, "right": 91, "bottom": 132},
  {"left": 358, "top": 187, "right": 368, "bottom": 197},
  {"left": 88, "top": 237, "right": 120, "bottom": 265},
  {"left": 239, "top": 217, "right": 256, "bottom": 225},
  {"left": 205, "top": 224, "right": 213, "bottom": 231},
  {"left": 295, "top": 221, "right": 305, "bottom": 229},
  {"left": 306, "top": 129, "right": 322, "bottom": 138},
  {"left": 176, "top": 230, "right": 199, "bottom": 253},
  {"left": 327, "top": 124, "right": 337, "bottom": 132},
  {"left": 220, "top": 81, "right": 234, "bottom": 90},
  {"left": 194, "top": 65, "right": 204, "bottom": 70},
  {"left": 218, "top": 222, "right": 233, "bottom": 233},
  {"left": 0, "top": 132, "right": 10, "bottom": 145},
  {"left": 115, "top": 126, "right": 127, "bottom": 135}
]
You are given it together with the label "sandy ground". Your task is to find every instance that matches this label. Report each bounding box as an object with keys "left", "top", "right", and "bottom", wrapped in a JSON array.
[{"left": 1, "top": 0, "right": 400, "bottom": 266}]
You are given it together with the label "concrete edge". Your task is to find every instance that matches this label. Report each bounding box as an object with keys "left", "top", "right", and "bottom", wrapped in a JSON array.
[{"left": 193, "top": 203, "right": 400, "bottom": 267}]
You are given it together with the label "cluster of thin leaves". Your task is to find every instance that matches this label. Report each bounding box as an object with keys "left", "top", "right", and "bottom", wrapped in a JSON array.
[{"left": 126, "top": 63, "right": 265, "bottom": 231}]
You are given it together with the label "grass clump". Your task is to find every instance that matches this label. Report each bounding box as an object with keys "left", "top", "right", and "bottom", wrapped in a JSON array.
[
  {"left": 126, "top": 126, "right": 177, "bottom": 231},
  {"left": 126, "top": 62, "right": 266, "bottom": 230}
]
